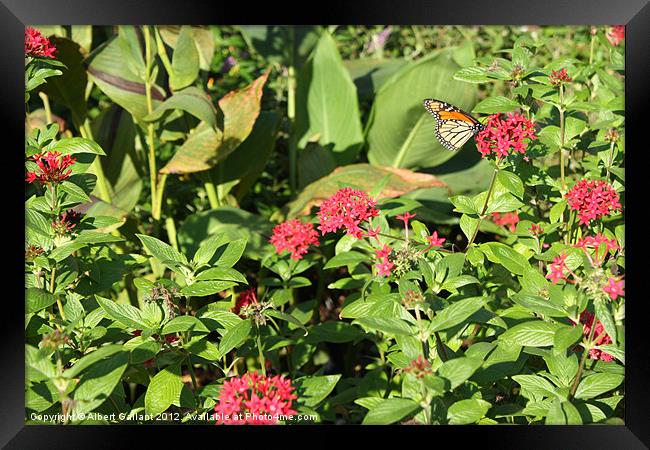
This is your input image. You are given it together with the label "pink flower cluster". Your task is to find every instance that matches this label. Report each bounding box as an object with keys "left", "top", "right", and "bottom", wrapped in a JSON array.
[
  {"left": 574, "top": 233, "right": 619, "bottom": 267},
  {"left": 546, "top": 253, "right": 569, "bottom": 284},
  {"left": 214, "top": 371, "right": 298, "bottom": 425},
  {"left": 565, "top": 179, "right": 621, "bottom": 225},
  {"left": 549, "top": 68, "right": 572, "bottom": 86},
  {"left": 25, "top": 27, "right": 56, "bottom": 58},
  {"left": 491, "top": 211, "right": 520, "bottom": 232},
  {"left": 269, "top": 219, "right": 319, "bottom": 260},
  {"left": 375, "top": 244, "right": 394, "bottom": 276},
  {"left": 26, "top": 151, "right": 76, "bottom": 185},
  {"left": 52, "top": 209, "right": 82, "bottom": 235},
  {"left": 317, "top": 188, "right": 379, "bottom": 238},
  {"left": 607, "top": 25, "right": 625, "bottom": 46},
  {"left": 578, "top": 310, "right": 614, "bottom": 362},
  {"left": 602, "top": 277, "right": 624, "bottom": 301},
  {"left": 475, "top": 113, "right": 537, "bottom": 158}
]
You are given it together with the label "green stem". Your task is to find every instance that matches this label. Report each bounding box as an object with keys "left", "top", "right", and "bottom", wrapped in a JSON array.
[
  {"left": 413, "top": 306, "right": 429, "bottom": 359},
  {"left": 143, "top": 26, "right": 159, "bottom": 220},
  {"left": 466, "top": 166, "right": 499, "bottom": 250},
  {"left": 256, "top": 328, "right": 266, "bottom": 376},
  {"left": 569, "top": 311, "right": 598, "bottom": 400},
  {"left": 287, "top": 28, "right": 298, "bottom": 195},
  {"left": 80, "top": 122, "right": 113, "bottom": 203},
  {"left": 154, "top": 27, "right": 174, "bottom": 90},
  {"left": 559, "top": 84, "right": 566, "bottom": 190},
  {"left": 606, "top": 140, "right": 615, "bottom": 180},
  {"left": 38, "top": 92, "right": 53, "bottom": 124},
  {"left": 165, "top": 212, "right": 179, "bottom": 252},
  {"left": 200, "top": 171, "right": 220, "bottom": 208}
]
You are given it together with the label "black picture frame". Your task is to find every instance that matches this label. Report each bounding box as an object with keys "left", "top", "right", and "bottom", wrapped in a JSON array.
[{"left": 3, "top": 0, "right": 649, "bottom": 447}]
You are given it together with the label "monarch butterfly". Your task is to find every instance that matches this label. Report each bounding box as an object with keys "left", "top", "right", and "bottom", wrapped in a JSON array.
[{"left": 423, "top": 99, "right": 484, "bottom": 152}]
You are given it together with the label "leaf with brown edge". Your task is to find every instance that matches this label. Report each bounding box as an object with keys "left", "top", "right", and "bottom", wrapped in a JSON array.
[
  {"left": 285, "top": 163, "right": 447, "bottom": 218},
  {"left": 160, "top": 69, "right": 270, "bottom": 174}
]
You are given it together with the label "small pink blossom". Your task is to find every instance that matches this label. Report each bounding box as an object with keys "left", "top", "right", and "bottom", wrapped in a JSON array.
[
  {"left": 565, "top": 179, "right": 621, "bottom": 226},
  {"left": 317, "top": 188, "right": 379, "bottom": 239},
  {"left": 602, "top": 277, "right": 624, "bottom": 301},
  {"left": 269, "top": 219, "right": 319, "bottom": 260},
  {"left": 475, "top": 113, "right": 537, "bottom": 158}
]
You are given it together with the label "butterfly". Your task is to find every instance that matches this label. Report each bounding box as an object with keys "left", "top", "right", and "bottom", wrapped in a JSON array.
[{"left": 423, "top": 99, "right": 485, "bottom": 152}]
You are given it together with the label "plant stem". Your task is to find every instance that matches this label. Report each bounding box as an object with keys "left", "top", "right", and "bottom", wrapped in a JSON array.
[
  {"left": 165, "top": 213, "right": 179, "bottom": 252},
  {"left": 413, "top": 306, "right": 429, "bottom": 359},
  {"left": 185, "top": 353, "right": 199, "bottom": 394},
  {"left": 569, "top": 312, "right": 598, "bottom": 400},
  {"left": 256, "top": 329, "right": 266, "bottom": 376},
  {"left": 606, "top": 140, "right": 615, "bottom": 180},
  {"left": 80, "top": 121, "right": 113, "bottom": 203},
  {"left": 559, "top": 84, "right": 566, "bottom": 190},
  {"left": 466, "top": 166, "right": 499, "bottom": 250},
  {"left": 38, "top": 92, "right": 53, "bottom": 124},
  {"left": 287, "top": 28, "right": 298, "bottom": 195},
  {"left": 143, "top": 26, "right": 159, "bottom": 220},
  {"left": 434, "top": 332, "right": 448, "bottom": 362},
  {"left": 200, "top": 171, "right": 220, "bottom": 208}
]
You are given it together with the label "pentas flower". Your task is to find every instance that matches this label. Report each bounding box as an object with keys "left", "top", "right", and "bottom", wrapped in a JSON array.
[
  {"left": 214, "top": 371, "right": 298, "bottom": 425},
  {"left": 565, "top": 179, "right": 621, "bottom": 225},
  {"left": 25, "top": 244, "right": 44, "bottom": 261},
  {"left": 26, "top": 151, "right": 76, "bottom": 185},
  {"left": 376, "top": 258, "right": 395, "bottom": 277},
  {"left": 364, "top": 226, "right": 381, "bottom": 241},
  {"left": 396, "top": 212, "right": 416, "bottom": 228},
  {"left": 528, "top": 223, "right": 544, "bottom": 237},
  {"left": 602, "top": 277, "right": 625, "bottom": 301},
  {"left": 25, "top": 27, "right": 56, "bottom": 58},
  {"left": 578, "top": 310, "right": 614, "bottom": 362},
  {"left": 317, "top": 187, "right": 379, "bottom": 238},
  {"left": 269, "top": 219, "right": 319, "bottom": 260},
  {"left": 475, "top": 113, "right": 537, "bottom": 158},
  {"left": 233, "top": 288, "right": 257, "bottom": 316},
  {"left": 52, "top": 209, "right": 82, "bottom": 235},
  {"left": 606, "top": 25, "right": 625, "bottom": 46},
  {"left": 421, "top": 231, "right": 446, "bottom": 253},
  {"left": 375, "top": 244, "right": 392, "bottom": 260},
  {"left": 604, "top": 128, "right": 619, "bottom": 143},
  {"left": 546, "top": 253, "right": 569, "bottom": 284},
  {"left": 549, "top": 68, "right": 572, "bottom": 86},
  {"left": 491, "top": 211, "right": 520, "bottom": 232},
  {"left": 574, "top": 233, "right": 618, "bottom": 267},
  {"left": 404, "top": 355, "right": 432, "bottom": 379}
]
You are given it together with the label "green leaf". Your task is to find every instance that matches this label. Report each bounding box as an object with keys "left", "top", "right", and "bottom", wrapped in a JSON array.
[
  {"left": 161, "top": 316, "right": 210, "bottom": 334},
  {"left": 195, "top": 267, "right": 247, "bottom": 283},
  {"left": 64, "top": 345, "right": 125, "bottom": 378},
  {"left": 512, "top": 374, "right": 557, "bottom": 400},
  {"left": 305, "top": 321, "right": 364, "bottom": 344},
  {"left": 447, "top": 398, "right": 492, "bottom": 424},
  {"left": 499, "top": 320, "right": 561, "bottom": 347},
  {"left": 96, "top": 295, "right": 149, "bottom": 329},
  {"left": 510, "top": 293, "right": 567, "bottom": 318},
  {"left": 554, "top": 325, "right": 584, "bottom": 350},
  {"left": 453, "top": 66, "right": 491, "bottom": 83},
  {"left": 438, "top": 356, "right": 483, "bottom": 390},
  {"left": 136, "top": 234, "right": 188, "bottom": 267},
  {"left": 160, "top": 70, "right": 269, "bottom": 174},
  {"left": 213, "top": 238, "right": 247, "bottom": 268},
  {"left": 170, "top": 26, "right": 200, "bottom": 90},
  {"left": 323, "top": 251, "right": 367, "bottom": 270},
  {"left": 144, "top": 363, "right": 184, "bottom": 416},
  {"left": 144, "top": 87, "right": 217, "bottom": 127},
  {"left": 545, "top": 399, "right": 582, "bottom": 424},
  {"left": 294, "top": 375, "right": 341, "bottom": 408},
  {"left": 294, "top": 32, "right": 363, "bottom": 165},
  {"left": 549, "top": 200, "right": 567, "bottom": 224},
  {"left": 181, "top": 280, "right": 238, "bottom": 297},
  {"left": 460, "top": 214, "right": 480, "bottom": 242},
  {"left": 429, "top": 296, "right": 487, "bottom": 332},
  {"left": 575, "top": 373, "right": 624, "bottom": 400},
  {"left": 26, "top": 288, "right": 57, "bottom": 314},
  {"left": 362, "top": 398, "right": 420, "bottom": 425},
  {"left": 594, "top": 298, "right": 617, "bottom": 345},
  {"left": 60, "top": 180, "right": 91, "bottom": 203},
  {"left": 353, "top": 317, "right": 414, "bottom": 336},
  {"left": 73, "top": 352, "right": 129, "bottom": 414},
  {"left": 480, "top": 242, "right": 530, "bottom": 275},
  {"left": 496, "top": 171, "right": 525, "bottom": 199},
  {"left": 218, "top": 319, "right": 252, "bottom": 356},
  {"left": 367, "top": 50, "right": 476, "bottom": 169},
  {"left": 472, "top": 96, "right": 520, "bottom": 114}
]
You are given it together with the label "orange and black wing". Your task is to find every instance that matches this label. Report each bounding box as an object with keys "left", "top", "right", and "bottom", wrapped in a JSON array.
[{"left": 423, "top": 99, "right": 484, "bottom": 151}]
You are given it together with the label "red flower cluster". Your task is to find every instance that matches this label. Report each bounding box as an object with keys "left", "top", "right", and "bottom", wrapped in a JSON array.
[
  {"left": 574, "top": 233, "right": 618, "bottom": 267},
  {"left": 602, "top": 277, "right": 624, "bottom": 301},
  {"left": 549, "top": 68, "right": 572, "bottom": 86},
  {"left": 565, "top": 179, "right": 621, "bottom": 225},
  {"left": 545, "top": 253, "right": 569, "bottom": 284},
  {"left": 269, "top": 219, "right": 319, "bottom": 260},
  {"left": 403, "top": 355, "right": 432, "bottom": 378},
  {"left": 528, "top": 223, "right": 544, "bottom": 237},
  {"left": 606, "top": 25, "right": 625, "bottom": 46},
  {"left": 52, "top": 209, "right": 82, "bottom": 235},
  {"left": 26, "top": 152, "right": 76, "bottom": 185},
  {"left": 375, "top": 244, "right": 394, "bottom": 276},
  {"left": 317, "top": 188, "right": 379, "bottom": 238},
  {"left": 475, "top": 113, "right": 537, "bottom": 158},
  {"left": 214, "top": 371, "right": 298, "bottom": 425},
  {"left": 233, "top": 288, "right": 257, "bottom": 315},
  {"left": 604, "top": 129, "right": 619, "bottom": 143},
  {"left": 578, "top": 311, "right": 614, "bottom": 362},
  {"left": 491, "top": 211, "right": 520, "bottom": 232},
  {"left": 25, "top": 27, "right": 56, "bottom": 58}
]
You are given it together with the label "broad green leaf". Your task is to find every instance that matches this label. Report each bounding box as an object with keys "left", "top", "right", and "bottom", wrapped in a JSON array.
[
  {"left": 472, "top": 96, "right": 520, "bottom": 114},
  {"left": 144, "top": 87, "right": 217, "bottom": 127},
  {"left": 305, "top": 322, "right": 364, "bottom": 344},
  {"left": 545, "top": 399, "right": 582, "bottom": 425},
  {"left": 170, "top": 26, "right": 200, "bottom": 90},
  {"left": 510, "top": 293, "right": 567, "bottom": 318},
  {"left": 136, "top": 234, "right": 188, "bottom": 267},
  {"left": 96, "top": 295, "right": 149, "bottom": 329},
  {"left": 181, "top": 280, "right": 238, "bottom": 297},
  {"left": 195, "top": 267, "right": 247, "bottom": 283},
  {"left": 353, "top": 317, "right": 414, "bottom": 336},
  {"left": 429, "top": 296, "right": 487, "bottom": 332},
  {"left": 161, "top": 316, "right": 210, "bottom": 334},
  {"left": 218, "top": 319, "right": 252, "bottom": 356},
  {"left": 496, "top": 170, "right": 525, "bottom": 199},
  {"left": 294, "top": 375, "right": 341, "bottom": 408},
  {"left": 499, "top": 320, "right": 561, "bottom": 347},
  {"left": 438, "top": 356, "right": 483, "bottom": 390},
  {"left": 575, "top": 373, "right": 624, "bottom": 400},
  {"left": 65, "top": 345, "right": 124, "bottom": 378},
  {"left": 144, "top": 363, "right": 184, "bottom": 416},
  {"left": 362, "top": 398, "right": 419, "bottom": 425},
  {"left": 26, "top": 288, "right": 56, "bottom": 314},
  {"left": 512, "top": 374, "right": 557, "bottom": 400},
  {"left": 294, "top": 32, "right": 363, "bottom": 165},
  {"left": 367, "top": 50, "right": 476, "bottom": 169},
  {"left": 447, "top": 398, "right": 492, "bottom": 424},
  {"left": 323, "top": 251, "right": 367, "bottom": 269},
  {"left": 73, "top": 352, "right": 129, "bottom": 414},
  {"left": 481, "top": 242, "right": 530, "bottom": 275},
  {"left": 160, "top": 70, "right": 269, "bottom": 174}
]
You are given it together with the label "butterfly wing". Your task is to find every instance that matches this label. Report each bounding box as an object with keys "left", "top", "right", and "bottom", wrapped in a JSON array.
[{"left": 423, "top": 99, "right": 484, "bottom": 151}]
